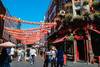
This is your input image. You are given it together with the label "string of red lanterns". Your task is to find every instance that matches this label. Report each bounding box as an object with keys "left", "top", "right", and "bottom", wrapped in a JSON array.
[
  {"left": 0, "top": 14, "right": 57, "bottom": 25},
  {"left": 5, "top": 27, "right": 49, "bottom": 44},
  {"left": 0, "top": 14, "right": 57, "bottom": 44}
]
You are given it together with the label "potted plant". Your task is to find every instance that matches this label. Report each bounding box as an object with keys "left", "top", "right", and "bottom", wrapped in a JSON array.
[
  {"left": 64, "top": 13, "right": 73, "bottom": 22},
  {"left": 93, "top": 1, "right": 100, "bottom": 10},
  {"left": 64, "top": 2, "right": 72, "bottom": 8},
  {"left": 93, "top": 12, "right": 100, "bottom": 20},
  {"left": 83, "top": 0, "right": 89, "bottom": 6},
  {"left": 72, "top": 15, "right": 84, "bottom": 22},
  {"left": 83, "top": 12, "right": 91, "bottom": 21}
]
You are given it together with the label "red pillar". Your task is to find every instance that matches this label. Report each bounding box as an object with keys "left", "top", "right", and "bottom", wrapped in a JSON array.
[
  {"left": 64, "top": 54, "right": 67, "bottom": 65},
  {"left": 74, "top": 39, "right": 79, "bottom": 62},
  {"left": 76, "top": 45, "right": 79, "bottom": 61}
]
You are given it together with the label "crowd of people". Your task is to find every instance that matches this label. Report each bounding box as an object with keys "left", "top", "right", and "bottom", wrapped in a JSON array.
[
  {"left": 0, "top": 46, "right": 37, "bottom": 67},
  {"left": 43, "top": 46, "right": 65, "bottom": 67},
  {"left": 0, "top": 45, "right": 66, "bottom": 67}
]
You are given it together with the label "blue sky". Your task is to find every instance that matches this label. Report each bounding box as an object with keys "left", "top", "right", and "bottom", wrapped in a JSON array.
[{"left": 1, "top": 0, "right": 51, "bottom": 30}]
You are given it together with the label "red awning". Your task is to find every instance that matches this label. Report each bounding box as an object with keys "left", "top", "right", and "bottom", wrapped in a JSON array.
[
  {"left": 52, "top": 36, "right": 67, "bottom": 43},
  {"left": 74, "top": 35, "right": 84, "bottom": 40},
  {"left": 90, "top": 28, "right": 100, "bottom": 34}
]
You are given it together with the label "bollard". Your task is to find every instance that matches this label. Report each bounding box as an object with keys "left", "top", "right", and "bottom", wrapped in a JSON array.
[{"left": 64, "top": 54, "right": 67, "bottom": 65}]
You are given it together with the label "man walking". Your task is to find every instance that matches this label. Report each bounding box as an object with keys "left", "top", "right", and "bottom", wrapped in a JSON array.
[{"left": 30, "top": 47, "right": 37, "bottom": 64}]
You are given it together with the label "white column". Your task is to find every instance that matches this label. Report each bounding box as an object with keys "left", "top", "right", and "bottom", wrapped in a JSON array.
[{"left": 72, "top": 0, "right": 76, "bottom": 16}]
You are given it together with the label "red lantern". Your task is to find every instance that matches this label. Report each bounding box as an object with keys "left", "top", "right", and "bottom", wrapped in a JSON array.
[{"left": 74, "top": 35, "right": 84, "bottom": 40}]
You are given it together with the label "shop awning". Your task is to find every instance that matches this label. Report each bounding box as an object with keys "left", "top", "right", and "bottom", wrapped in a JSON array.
[{"left": 52, "top": 36, "right": 67, "bottom": 43}]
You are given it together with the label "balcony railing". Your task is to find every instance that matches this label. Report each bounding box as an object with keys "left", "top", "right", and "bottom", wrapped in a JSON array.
[
  {"left": 93, "top": 1, "right": 100, "bottom": 11},
  {"left": 64, "top": 2, "right": 72, "bottom": 8},
  {"left": 83, "top": 0, "right": 89, "bottom": 6}
]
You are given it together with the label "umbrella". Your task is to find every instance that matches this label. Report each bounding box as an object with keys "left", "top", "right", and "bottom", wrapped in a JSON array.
[{"left": 0, "top": 42, "right": 16, "bottom": 47}]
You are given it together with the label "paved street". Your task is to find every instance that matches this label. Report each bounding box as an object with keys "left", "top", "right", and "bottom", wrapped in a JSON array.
[
  {"left": 10, "top": 55, "right": 99, "bottom": 67},
  {"left": 11, "top": 55, "right": 44, "bottom": 67},
  {"left": 1, "top": 0, "right": 100, "bottom": 67}
]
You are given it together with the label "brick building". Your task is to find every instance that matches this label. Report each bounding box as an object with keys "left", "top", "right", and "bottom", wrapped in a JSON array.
[
  {"left": 0, "top": 0, "right": 21, "bottom": 44},
  {"left": 0, "top": 0, "right": 6, "bottom": 43}
]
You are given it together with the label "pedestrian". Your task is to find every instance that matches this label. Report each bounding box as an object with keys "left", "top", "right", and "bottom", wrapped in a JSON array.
[
  {"left": 50, "top": 46, "right": 57, "bottom": 67},
  {"left": 29, "top": 47, "right": 37, "bottom": 64},
  {"left": 6, "top": 48, "right": 11, "bottom": 55},
  {"left": 17, "top": 48, "right": 23, "bottom": 62},
  {"left": 42, "top": 47, "right": 46, "bottom": 57},
  {"left": 1, "top": 48, "right": 12, "bottom": 67},
  {"left": 26, "top": 48, "right": 30, "bottom": 61},
  {"left": 43, "top": 48, "right": 52, "bottom": 67},
  {"left": 56, "top": 48, "right": 64, "bottom": 67},
  {"left": 40, "top": 48, "right": 43, "bottom": 57},
  {"left": 21, "top": 48, "right": 25, "bottom": 60},
  {"left": 0, "top": 47, "right": 3, "bottom": 67},
  {"left": 10, "top": 47, "right": 15, "bottom": 60}
]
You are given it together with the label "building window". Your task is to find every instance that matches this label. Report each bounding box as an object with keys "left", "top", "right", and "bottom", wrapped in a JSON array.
[
  {"left": 64, "top": 0, "right": 69, "bottom": 3},
  {"left": 96, "top": 0, "right": 100, "bottom": 2},
  {"left": 59, "top": 0, "right": 63, "bottom": 10},
  {"left": 76, "top": 9, "right": 81, "bottom": 15}
]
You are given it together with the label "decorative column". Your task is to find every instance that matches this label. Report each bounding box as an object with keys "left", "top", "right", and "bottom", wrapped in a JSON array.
[
  {"left": 72, "top": 0, "right": 77, "bottom": 16},
  {"left": 87, "top": 30, "right": 94, "bottom": 63},
  {"left": 73, "top": 29, "right": 79, "bottom": 63},
  {"left": 64, "top": 38, "right": 67, "bottom": 52},
  {"left": 73, "top": 39, "right": 78, "bottom": 63},
  {"left": 86, "top": 39, "right": 90, "bottom": 63},
  {"left": 64, "top": 38, "right": 67, "bottom": 65}
]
